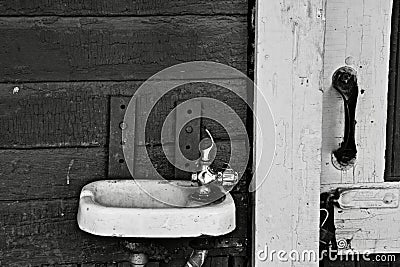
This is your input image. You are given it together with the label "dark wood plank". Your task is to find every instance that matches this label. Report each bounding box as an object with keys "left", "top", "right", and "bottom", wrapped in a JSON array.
[
  {"left": 0, "top": 80, "right": 247, "bottom": 98},
  {"left": 0, "top": 199, "right": 128, "bottom": 266},
  {"left": 0, "top": 0, "right": 247, "bottom": 16},
  {"left": 0, "top": 92, "right": 108, "bottom": 148},
  {"left": 0, "top": 147, "right": 106, "bottom": 200},
  {"left": 0, "top": 81, "right": 143, "bottom": 98},
  {"left": 0, "top": 140, "right": 249, "bottom": 201},
  {"left": 0, "top": 80, "right": 248, "bottom": 148},
  {"left": 0, "top": 16, "right": 247, "bottom": 82},
  {"left": 0, "top": 196, "right": 247, "bottom": 266}
]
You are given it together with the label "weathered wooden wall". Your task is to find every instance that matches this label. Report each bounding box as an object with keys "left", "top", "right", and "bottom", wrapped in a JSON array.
[{"left": 0, "top": 1, "right": 252, "bottom": 266}]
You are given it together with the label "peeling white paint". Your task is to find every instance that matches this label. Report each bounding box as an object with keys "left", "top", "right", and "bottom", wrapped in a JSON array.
[
  {"left": 320, "top": 0, "right": 395, "bottom": 254},
  {"left": 255, "top": 0, "right": 325, "bottom": 266}
]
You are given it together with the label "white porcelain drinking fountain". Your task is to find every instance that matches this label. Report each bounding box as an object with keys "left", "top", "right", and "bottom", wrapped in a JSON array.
[
  {"left": 77, "top": 179, "right": 235, "bottom": 238},
  {"left": 77, "top": 130, "right": 238, "bottom": 266}
]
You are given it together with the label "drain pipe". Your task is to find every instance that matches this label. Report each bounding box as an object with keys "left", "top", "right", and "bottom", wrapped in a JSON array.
[
  {"left": 184, "top": 237, "right": 214, "bottom": 267},
  {"left": 183, "top": 249, "right": 208, "bottom": 267}
]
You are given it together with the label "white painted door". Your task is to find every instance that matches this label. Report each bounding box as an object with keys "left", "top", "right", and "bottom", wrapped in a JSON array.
[{"left": 254, "top": 0, "right": 394, "bottom": 265}]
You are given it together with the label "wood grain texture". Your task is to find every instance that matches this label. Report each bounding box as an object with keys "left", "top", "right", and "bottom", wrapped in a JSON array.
[
  {"left": 255, "top": 0, "right": 325, "bottom": 266},
  {"left": 0, "top": 194, "right": 248, "bottom": 266},
  {"left": 0, "top": 16, "right": 247, "bottom": 82},
  {"left": 0, "top": 148, "right": 107, "bottom": 200},
  {"left": 0, "top": 1, "right": 252, "bottom": 265},
  {"left": 0, "top": 80, "right": 248, "bottom": 148},
  {"left": 0, "top": 140, "right": 249, "bottom": 202},
  {"left": 0, "top": 79, "right": 248, "bottom": 98},
  {"left": 321, "top": 0, "right": 392, "bottom": 184},
  {"left": 319, "top": 0, "right": 397, "bottom": 257},
  {"left": 0, "top": 92, "right": 108, "bottom": 148},
  {"left": 0, "top": 199, "right": 128, "bottom": 266},
  {"left": 0, "top": 0, "right": 248, "bottom": 16}
]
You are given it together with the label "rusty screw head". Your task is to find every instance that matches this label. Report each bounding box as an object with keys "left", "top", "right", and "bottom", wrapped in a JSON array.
[
  {"left": 119, "top": 122, "right": 127, "bottom": 130},
  {"left": 185, "top": 126, "right": 193, "bottom": 133}
]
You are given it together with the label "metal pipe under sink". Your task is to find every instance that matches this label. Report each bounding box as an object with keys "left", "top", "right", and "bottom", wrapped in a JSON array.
[{"left": 183, "top": 249, "right": 208, "bottom": 267}]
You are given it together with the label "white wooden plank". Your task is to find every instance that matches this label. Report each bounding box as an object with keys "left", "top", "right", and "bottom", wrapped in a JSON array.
[{"left": 254, "top": 0, "right": 325, "bottom": 265}]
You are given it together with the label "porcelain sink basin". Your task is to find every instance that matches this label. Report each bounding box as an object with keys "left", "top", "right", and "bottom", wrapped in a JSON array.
[{"left": 77, "top": 179, "right": 235, "bottom": 238}]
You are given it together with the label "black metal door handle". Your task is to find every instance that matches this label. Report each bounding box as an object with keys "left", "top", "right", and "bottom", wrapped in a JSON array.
[{"left": 331, "top": 66, "right": 358, "bottom": 169}]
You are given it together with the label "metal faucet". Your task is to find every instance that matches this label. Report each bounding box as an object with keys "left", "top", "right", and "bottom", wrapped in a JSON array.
[{"left": 191, "top": 129, "right": 239, "bottom": 199}]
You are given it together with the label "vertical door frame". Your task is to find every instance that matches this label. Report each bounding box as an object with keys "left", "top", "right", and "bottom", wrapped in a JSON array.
[{"left": 253, "top": 0, "right": 326, "bottom": 266}]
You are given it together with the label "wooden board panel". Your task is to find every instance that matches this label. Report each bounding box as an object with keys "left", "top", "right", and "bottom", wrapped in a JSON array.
[
  {"left": 0, "top": 148, "right": 106, "bottom": 200},
  {"left": 0, "top": 140, "right": 248, "bottom": 201},
  {"left": 0, "top": 81, "right": 143, "bottom": 98},
  {"left": 0, "top": 92, "right": 108, "bottom": 148},
  {"left": 0, "top": 194, "right": 247, "bottom": 266},
  {"left": 0, "top": 0, "right": 248, "bottom": 16},
  {"left": 254, "top": 0, "right": 324, "bottom": 266},
  {"left": 320, "top": 0, "right": 392, "bottom": 184},
  {"left": 0, "top": 198, "right": 128, "bottom": 266},
  {"left": 0, "top": 79, "right": 248, "bottom": 98},
  {"left": 0, "top": 143, "right": 248, "bottom": 264},
  {"left": 0, "top": 80, "right": 248, "bottom": 148},
  {"left": 0, "top": 16, "right": 247, "bottom": 82}
]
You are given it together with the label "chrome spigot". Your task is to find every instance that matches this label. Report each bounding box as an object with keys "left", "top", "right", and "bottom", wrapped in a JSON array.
[
  {"left": 191, "top": 129, "right": 239, "bottom": 191},
  {"left": 191, "top": 129, "right": 216, "bottom": 186}
]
